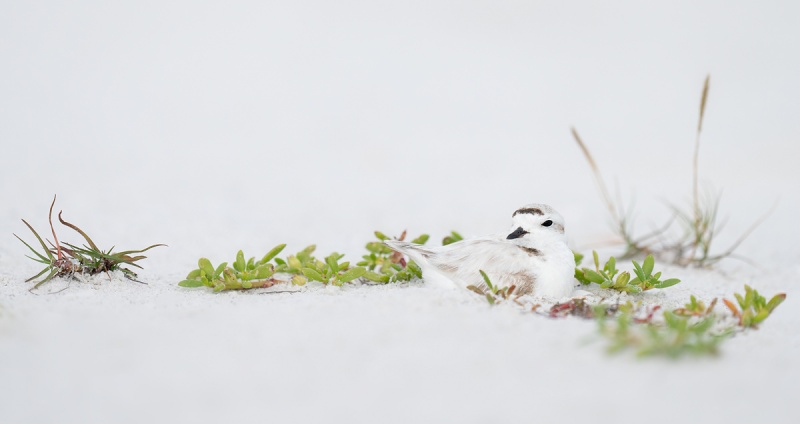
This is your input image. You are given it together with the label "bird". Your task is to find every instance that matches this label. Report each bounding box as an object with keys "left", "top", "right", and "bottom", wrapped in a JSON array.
[{"left": 384, "top": 203, "right": 576, "bottom": 299}]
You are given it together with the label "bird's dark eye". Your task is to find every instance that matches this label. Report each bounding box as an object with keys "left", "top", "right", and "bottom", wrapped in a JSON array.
[{"left": 542, "top": 220, "right": 553, "bottom": 227}]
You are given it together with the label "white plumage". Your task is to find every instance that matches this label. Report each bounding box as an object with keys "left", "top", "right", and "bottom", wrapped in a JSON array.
[{"left": 384, "top": 203, "right": 576, "bottom": 299}]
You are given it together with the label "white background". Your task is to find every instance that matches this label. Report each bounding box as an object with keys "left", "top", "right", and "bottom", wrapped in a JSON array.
[{"left": 1, "top": 2, "right": 799, "bottom": 423}]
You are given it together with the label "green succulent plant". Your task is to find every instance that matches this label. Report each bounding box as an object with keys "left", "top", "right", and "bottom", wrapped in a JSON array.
[
  {"left": 596, "top": 306, "right": 730, "bottom": 358},
  {"left": 574, "top": 251, "right": 680, "bottom": 293},
  {"left": 723, "top": 285, "right": 786, "bottom": 328},
  {"left": 466, "top": 270, "right": 518, "bottom": 305}
]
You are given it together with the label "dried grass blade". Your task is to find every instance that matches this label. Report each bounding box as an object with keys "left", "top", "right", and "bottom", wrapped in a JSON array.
[
  {"left": 58, "top": 211, "right": 99, "bottom": 251},
  {"left": 571, "top": 127, "right": 620, "bottom": 224},
  {"left": 115, "top": 244, "right": 167, "bottom": 256},
  {"left": 692, "top": 76, "right": 711, "bottom": 258},
  {"left": 48, "top": 195, "right": 63, "bottom": 259}
]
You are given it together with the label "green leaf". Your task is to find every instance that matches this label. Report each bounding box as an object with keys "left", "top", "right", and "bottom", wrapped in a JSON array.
[
  {"left": 299, "top": 245, "right": 317, "bottom": 258},
  {"left": 752, "top": 308, "right": 770, "bottom": 324},
  {"left": 302, "top": 267, "right": 326, "bottom": 283},
  {"left": 574, "top": 269, "right": 591, "bottom": 285},
  {"left": 234, "top": 250, "right": 246, "bottom": 272},
  {"left": 255, "top": 265, "right": 274, "bottom": 279},
  {"left": 178, "top": 280, "right": 203, "bottom": 287},
  {"left": 374, "top": 231, "right": 389, "bottom": 241},
  {"left": 291, "top": 275, "right": 307, "bottom": 286},
  {"left": 479, "top": 270, "right": 493, "bottom": 290},
  {"left": 14, "top": 233, "right": 51, "bottom": 263},
  {"left": 325, "top": 255, "right": 340, "bottom": 273},
  {"left": 186, "top": 269, "right": 201, "bottom": 279},
  {"left": 654, "top": 278, "right": 681, "bottom": 289},
  {"left": 411, "top": 234, "right": 430, "bottom": 244},
  {"left": 363, "top": 271, "right": 389, "bottom": 283},
  {"left": 604, "top": 256, "right": 616, "bottom": 275},
  {"left": 198, "top": 258, "right": 215, "bottom": 277},
  {"left": 663, "top": 311, "right": 681, "bottom": 328},
  {"left": 223, "top": 268, "right": 238, "bottom": 285},
  {"left": 19, "top": 219, "right": 55, "bottom": 261},
  {"left": 624, "top": 285, "right": 642, "bottom": 294},
  {"left": 642, "top": 255, "right": 655, "bottom": 277},
  {"left": 30, "top": 269, "right": 59, "bottom": 289},
  {"left": 744, "top": 286, "right": 755, "bottom": 308},
  {"left": 25, "top": 266, "right": 55, "bottom": 283},
  {"left": 260, "top": 244, "right": 286, "bottom": 264},
  {"left": 338, "top": 267, "right": 367, "bottom": 283},
  {"left": 631, "top": 260, "right": 646, "bottom": 282},
  {"left": 442, "top": 231, "right": 463, "bottom": 245},
  {"left": 766, "top": 294, "right": 786, "bottom": 312},
  {"left": 287, "top": 256, "right": 302, "bottom": 270},
  {"left": 741, "top": 309, "right": 755, "bottom": 327},
  {"left": 214, "top": 262, "right": 228, "bottom": 279},
  {"left": 592, "top": 251, "right": 599, "bottom": 270},
  {"left": 573, "top": 251, "right": 584, "bottom": 266},
  {"left": 734, "top": 293, "right": 746, "bottom": 310},
  {"left": 583, "top": 270, "right": 606, "bottom": 284},
  {"left": 407, "top": 261, "right": 422, "bottom": 279}
]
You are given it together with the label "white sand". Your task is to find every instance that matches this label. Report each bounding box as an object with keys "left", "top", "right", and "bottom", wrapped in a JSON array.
[{"left": 2, "top": 2, "right": 800, "bottom": 423}]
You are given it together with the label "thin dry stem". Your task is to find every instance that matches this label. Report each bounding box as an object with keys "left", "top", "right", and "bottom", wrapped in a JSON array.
[
  {"left": 47, "top": 195, "right": 64, "bottom": 261},
  {"left": 571, "top": 127, "right": 620, "bottom": 224},
  {"left": 690, "top": 75, "right": 710, "bottom": 261},
  {"left": 706, "top": 200, "right": 777, "bottom": 264}
]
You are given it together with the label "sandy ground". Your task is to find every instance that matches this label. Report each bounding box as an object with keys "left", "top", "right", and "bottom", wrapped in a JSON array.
[
  {"left": 2, "top": 1, "right": 800, "bottom": 423},
  {"left": 1, "top": 260, "right": 799, "bottom": 423}
]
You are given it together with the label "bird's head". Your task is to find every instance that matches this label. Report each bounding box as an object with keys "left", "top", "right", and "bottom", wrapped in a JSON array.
[{"left": 506, "top": 203, "right": 567, "bottom": 243}]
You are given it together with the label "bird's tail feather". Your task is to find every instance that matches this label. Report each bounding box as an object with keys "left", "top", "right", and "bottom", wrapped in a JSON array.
[{"left": 383, "top": 240, "right": 433, "bottom": 263}]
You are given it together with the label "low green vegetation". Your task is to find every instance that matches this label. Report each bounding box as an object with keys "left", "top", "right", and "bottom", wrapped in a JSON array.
[
  {"left": 471, "top": 271, "right": 785, "bottom": 359},
  {"left": 465, "top": 270, "right": 521, "bottom": 305},
  {"left": 15, "top": 196, "right": 164, "bottom": 291},
  {"left": 574, "top": 251, "right": 681, "bottom": 293},
  {"left": 723, "top": 285, "right": 786, "bottom": 328},
  {"left": 179, "top": 230, "right": 429, "bottom": 292},
  {"left": 442, "top": 231, "right": 464, "bottom": 246},
  {"left": 357, "top": 231, "right": 427, "bottom": 283},
  {"left": 596, "top": 307, "right": 730, "bottom": 358},
  {"left": 16, "top": 198, "right": 784, "bottom": 361}
]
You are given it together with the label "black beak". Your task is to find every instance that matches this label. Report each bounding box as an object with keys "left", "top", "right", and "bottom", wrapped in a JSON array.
[{"left": 506, "top": 227, "right": 528, "bottom": 240}]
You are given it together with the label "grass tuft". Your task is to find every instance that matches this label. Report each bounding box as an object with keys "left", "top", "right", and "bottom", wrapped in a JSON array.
[
  {"left": 572, "top": 76, "right": 770, "bottom": 267},
  {"left": 15, "top": 196, "right": 165, "bottom": 291}
]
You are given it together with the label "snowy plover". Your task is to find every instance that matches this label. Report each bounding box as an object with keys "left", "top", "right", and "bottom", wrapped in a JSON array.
[{"left": 384, "top": 203, "right": 576, "bottom": 299}]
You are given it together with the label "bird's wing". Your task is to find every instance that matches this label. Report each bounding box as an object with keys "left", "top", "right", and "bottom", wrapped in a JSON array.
[
  {"left": 386, "top": 238, "right": 538, "bottom": 292},
  {"left": 425, "top": 239, "right": 531, "bottom": 279}
]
